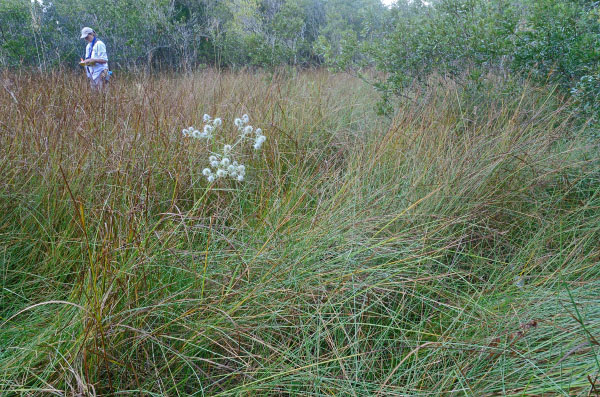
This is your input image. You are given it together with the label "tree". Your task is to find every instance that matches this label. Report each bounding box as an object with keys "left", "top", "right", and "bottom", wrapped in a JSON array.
[
  {"left": 513, "top": 0, "right": 600, "bottom": 118},
  {"left": 315, "top": 0, "right": 388, "bottom": 69},
  {"left": 0, "top": 0, "right": 50, "bottom": 68},
  {"left": 363, "top": 0, "right": 517, "bottom": 97}
]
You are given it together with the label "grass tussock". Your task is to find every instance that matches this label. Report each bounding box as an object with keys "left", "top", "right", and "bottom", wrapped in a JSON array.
[{"left": 0, "top": 69, "right": 599, "bottom": 395}]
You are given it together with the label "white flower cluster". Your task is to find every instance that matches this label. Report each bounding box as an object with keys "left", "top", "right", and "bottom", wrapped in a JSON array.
[
  {"left": 235, "top": 114, "right": 267, "bottom": 150},
  {"left": 181, "top": 114, "right": 222, "bottom": 140},
  {"left": 183, "top": 113, "right": 266, "bottom": 184},
  {"left": 202, "top": 147, "right": 246, "bottom": 182}
]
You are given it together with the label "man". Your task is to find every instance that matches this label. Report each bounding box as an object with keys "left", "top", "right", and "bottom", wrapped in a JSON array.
[{"left": 80, "top": 27, "right": 109, "bottom": 90}]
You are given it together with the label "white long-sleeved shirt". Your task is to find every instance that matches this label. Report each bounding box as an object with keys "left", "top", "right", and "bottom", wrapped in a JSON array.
[{"left": 85, "top": 40, "right": 108, "bottom": 80}]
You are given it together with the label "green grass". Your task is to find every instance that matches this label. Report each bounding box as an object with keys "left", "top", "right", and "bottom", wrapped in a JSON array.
[{"left": 0, "top": 69, "right": 599, "bottom": 395}]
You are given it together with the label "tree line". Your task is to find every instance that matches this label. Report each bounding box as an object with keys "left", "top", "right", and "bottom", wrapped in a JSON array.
[
  {"left": 0, "top": 0, "right": 387, "bottom": 70},
  {"left": 2, "top": 0, "right": 599, "bottom": 119}
]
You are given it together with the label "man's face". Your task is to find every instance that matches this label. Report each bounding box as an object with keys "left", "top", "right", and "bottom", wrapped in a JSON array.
[{"left": 85, "top": 34, "right": 93, "bottom": 43}]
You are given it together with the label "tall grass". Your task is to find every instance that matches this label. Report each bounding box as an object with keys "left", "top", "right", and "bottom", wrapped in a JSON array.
[{"left": 0, "top": 69, "right": 598, "bottom": 395}]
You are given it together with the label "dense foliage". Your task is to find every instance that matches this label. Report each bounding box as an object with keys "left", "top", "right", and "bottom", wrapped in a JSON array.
[{"left": 357, "top": 0, "right": 600, "bottom": 119}]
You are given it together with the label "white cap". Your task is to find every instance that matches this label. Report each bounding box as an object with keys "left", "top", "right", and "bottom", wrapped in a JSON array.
[{"left": 80, "top": 27, "right": 94, "bottom": 39}]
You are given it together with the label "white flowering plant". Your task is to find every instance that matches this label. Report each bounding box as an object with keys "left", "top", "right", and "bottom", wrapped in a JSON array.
[{"left": 182, "top": 113, "right": 266, "bottom": 184}]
